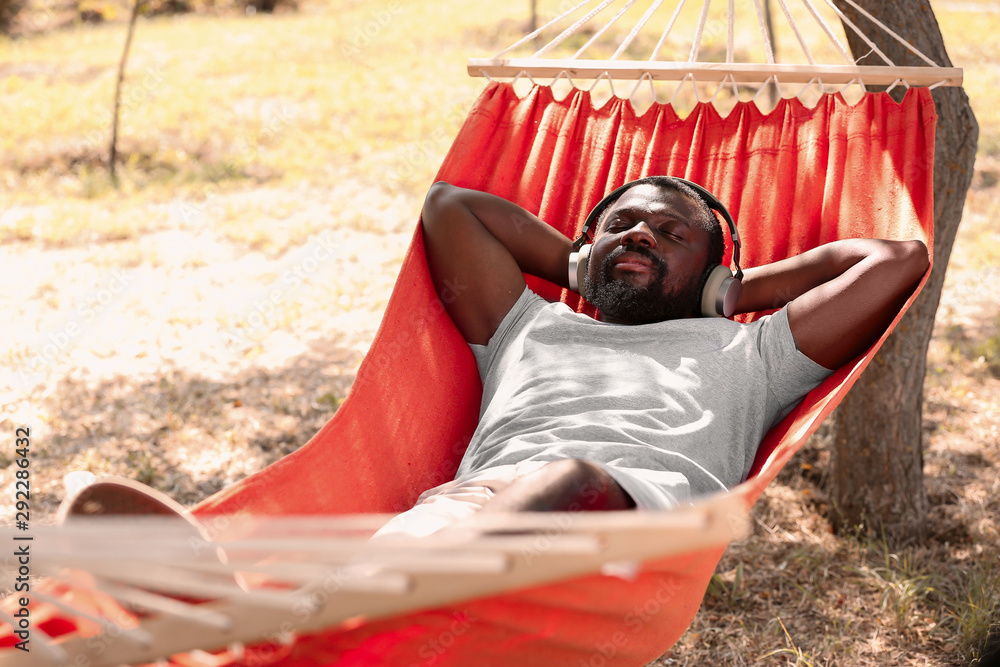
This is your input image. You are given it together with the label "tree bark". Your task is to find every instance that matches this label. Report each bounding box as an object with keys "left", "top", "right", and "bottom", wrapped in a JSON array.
[{"left": 828, "top": 1, "right": 978, "bottom": 544}]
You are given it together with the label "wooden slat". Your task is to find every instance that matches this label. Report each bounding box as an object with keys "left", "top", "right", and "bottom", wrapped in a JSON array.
[
  {"left": 0, "top": 494, "right": 750, "bottom": 667},
  {"left": 467, "top": 58, "right": 964, "bottom": 86}
]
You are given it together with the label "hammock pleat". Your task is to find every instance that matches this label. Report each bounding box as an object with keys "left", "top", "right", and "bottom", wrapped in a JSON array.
[{"left": 1, "top": 81, "right": 935, "bottom": 666}]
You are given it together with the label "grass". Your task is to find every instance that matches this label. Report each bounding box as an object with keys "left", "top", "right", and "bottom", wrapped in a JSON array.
[
  {"left": 2, "top": 1, "right": 1000, "bottom": 665},
  {"left": 0, "top": 0, "right": 503, "bottom": 248},
  {"left": 942, "top": 560, "right": 1000, "bottom": 663}
]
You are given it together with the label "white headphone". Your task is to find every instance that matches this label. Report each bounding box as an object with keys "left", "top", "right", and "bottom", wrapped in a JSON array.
[{"left": 568, "top": 176, "right": 743, "bottom": 318}]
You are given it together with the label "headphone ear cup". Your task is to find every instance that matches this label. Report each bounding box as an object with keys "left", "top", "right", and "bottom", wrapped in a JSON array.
[
  {"left": 701, "top": 264, "right": 742, "bottom": 318},
  {"left": 568, "top": 244, "right": 593, "bottom": 296}
]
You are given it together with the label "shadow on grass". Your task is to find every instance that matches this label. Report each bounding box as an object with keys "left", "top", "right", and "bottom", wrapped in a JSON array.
[{"left": 29, "top": 335, "right": 362, "bottom": 520}]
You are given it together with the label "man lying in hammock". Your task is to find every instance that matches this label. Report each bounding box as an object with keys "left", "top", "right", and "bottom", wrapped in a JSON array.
[{"left": 376, "top": 176, "right": 928, "bottom": 537}]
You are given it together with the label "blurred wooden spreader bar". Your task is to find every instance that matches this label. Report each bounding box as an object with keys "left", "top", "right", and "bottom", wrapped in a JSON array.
[{"left": 0, "top": 493, "right": 750, "bottom": 666}]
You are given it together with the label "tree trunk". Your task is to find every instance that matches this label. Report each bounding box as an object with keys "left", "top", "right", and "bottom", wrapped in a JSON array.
[
  {"left": 110, "top": 0, "right": 143, "bottom": 187},
  {"left": 828, "top": 0, "right": 978, "bottom": 544}
]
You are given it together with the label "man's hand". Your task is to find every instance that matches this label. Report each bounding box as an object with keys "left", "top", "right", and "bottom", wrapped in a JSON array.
[
  {"left": 736, "top": 239, "right": 930, "bottom": 369},
  {"left": 421, "top": 183, "right": 573, "bottom": 345}
]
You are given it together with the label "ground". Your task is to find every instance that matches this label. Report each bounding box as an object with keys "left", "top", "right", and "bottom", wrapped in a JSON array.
[{"left": 1, "top": 0, "right": 999, "bottom": 665}]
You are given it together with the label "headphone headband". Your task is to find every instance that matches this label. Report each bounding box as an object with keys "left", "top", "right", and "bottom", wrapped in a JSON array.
[{"left": 572, "top": 176, "right": 742, "bottom": 280}]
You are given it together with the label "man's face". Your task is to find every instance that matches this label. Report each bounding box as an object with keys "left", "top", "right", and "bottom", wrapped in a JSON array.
[{"left": 583, "top": 184, "right": 712, "bottom": 325}]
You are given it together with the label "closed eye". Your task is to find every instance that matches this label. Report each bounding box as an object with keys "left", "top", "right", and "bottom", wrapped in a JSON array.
[{"left": 656, "top": 227, "right": 686, "bottom": 242}]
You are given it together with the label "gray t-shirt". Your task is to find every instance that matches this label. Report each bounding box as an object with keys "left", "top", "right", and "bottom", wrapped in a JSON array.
[{"left": 458, "top": 287, "right": 831, "bottom": 509}]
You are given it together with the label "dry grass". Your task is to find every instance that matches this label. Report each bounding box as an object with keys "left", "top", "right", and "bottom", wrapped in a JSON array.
[{"left": 1, "top": 1, "right": 999, "bottom": 665}]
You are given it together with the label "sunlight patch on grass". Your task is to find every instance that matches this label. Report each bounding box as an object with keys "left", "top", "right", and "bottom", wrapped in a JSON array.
[{"left": 0, "top": 199, "right": 169, "bottom": 245}]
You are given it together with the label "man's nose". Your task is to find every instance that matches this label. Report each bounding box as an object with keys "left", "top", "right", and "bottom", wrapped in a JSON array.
[{"left": 622, "top": 221, "right": 656, "bottom": 247}]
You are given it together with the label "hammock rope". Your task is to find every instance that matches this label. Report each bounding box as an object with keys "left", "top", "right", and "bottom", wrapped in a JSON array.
[
  {"left": 492, "top": 0, "right": 592, "bottom": 59},
  {"left": 835, "top": 0, "right": 941, "bottom": 67},
  {"left": 821, "top": 0, "right": 896, "bottom": 66},
  {"left": 688, "top": 0, "right": 712, "bottom": 61},
  {"left": 469, "top": 0, "right": 962, "bottom": 87},
  {"left": 649, "top": 0, "right": 686, "bottom": 62},
  {"left": 726, "top": 0, "right": 734, "bottom": 63},
  {"left": 573, "top": 0, "right": 642, "bottom": 58},
  {"left": 610, "top": 0, "right": 667, "bottom": 60},
  {"left": 751, "top": 0, "right": 777, "bottom": 64},
  {"left": 531, "top": 0, "right": 618, "bottom": 59},
  {"left": 778, "top": 0, "right": 816, "bottom": 66}
]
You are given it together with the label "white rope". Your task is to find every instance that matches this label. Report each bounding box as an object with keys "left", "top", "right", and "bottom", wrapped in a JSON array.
[
  {"left": 727, "top": 0, "right": 735, "bottom": 63},
  {"left": 511, "top": 69, "right": 538, "bottom": 88},
  {"left": 753, "top": 75, "right": 779, "bottom": 104},
  {"left": 551, "top": 69, "right": 579, "bottom": 98},
  {"left": 573, "top": 0, "right": 642, "bottom": 59},
  {"left": 836, "top": 0, "right": 940, "bottom": 67},
  {"left": 883, "top": 78, "right": 909, "bottom": 95},
  {"left": 650, "top": 0, "right": 687, "bottom": 61},
  {"left": 689, "top": 0, "right": 713, "bottom": 61},
  {"left": 840, "top": 76, "right": 867, "bottom": 95},
  {"left": 822, "top": 0, "right": 895, "bottom": 66},
  {"left": 629, "top": 71, "right": 657, "bottom": 103},
  {"left": 800, "top": 0, "right": 854, "bottom": 65},
  {"left": 751, "top": 0, "right": 776, "bottom": 64},
  {"left": 588, "top": 71, "right": 617, "bottom": 96},
  {"left": 670, "top": 73, "right": 701, "bottom": 105},
  {"left": 612, "top": 0, "right": 669, "bottom": 60},
  {"left": 710, "top": 74, "right": 739, "bottom": 103},
  {"left": 534, "top": 0, "right": 619, "bottom": 59},
  {"left": 777, "top": 0, "right": 815, "bottom": 65},
  {"left": 493, "top": 0, "right": 593, "bottom": 59},
  {"left": 796, "top": 76, "right": 823, "bottom": 102}
]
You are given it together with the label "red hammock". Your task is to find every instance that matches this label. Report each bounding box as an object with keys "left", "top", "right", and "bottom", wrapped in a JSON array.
[{"left": 5, "top": 81, "right": 935, "bottom": 666}]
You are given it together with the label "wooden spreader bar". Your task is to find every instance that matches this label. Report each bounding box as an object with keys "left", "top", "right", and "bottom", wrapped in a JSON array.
[{"left": 467, "top": 59, "right": 964, "bottom": 87}]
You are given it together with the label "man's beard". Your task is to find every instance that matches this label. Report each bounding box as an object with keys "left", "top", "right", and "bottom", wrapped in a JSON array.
[{"left": 583, "top": 245, "right": 700, "bottom": 325}]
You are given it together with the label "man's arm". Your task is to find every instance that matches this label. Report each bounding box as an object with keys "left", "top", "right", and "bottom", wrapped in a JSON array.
[
  {"left": 735, "top": 239, "right": 929, "bottom": 369},
  {"left": 421, "top": 182, "right": 573, "bottom": 345}
]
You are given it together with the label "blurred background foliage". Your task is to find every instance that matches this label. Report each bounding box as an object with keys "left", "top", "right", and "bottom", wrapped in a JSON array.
[{"left": 1, "top": 0, "right": 298, "bottom": 35}]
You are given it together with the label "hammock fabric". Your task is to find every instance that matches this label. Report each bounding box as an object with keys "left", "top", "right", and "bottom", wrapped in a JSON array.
[{"left": 4, "top": 81, "right": 935, "bottom": 666}]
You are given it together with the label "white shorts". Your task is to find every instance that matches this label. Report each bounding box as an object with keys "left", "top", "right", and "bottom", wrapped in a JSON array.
[{"left": 372, "top": 459, "right": 688, "bottom": 540}]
